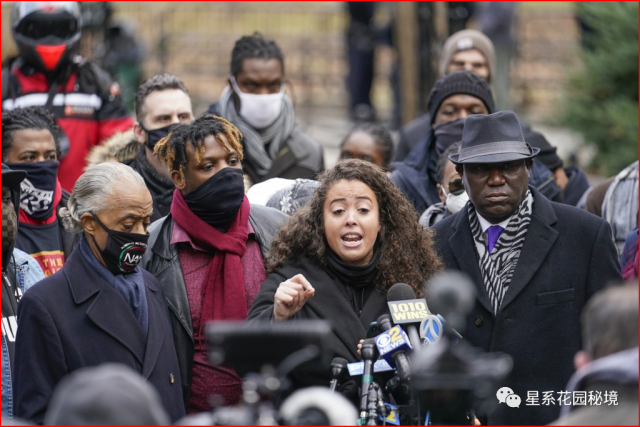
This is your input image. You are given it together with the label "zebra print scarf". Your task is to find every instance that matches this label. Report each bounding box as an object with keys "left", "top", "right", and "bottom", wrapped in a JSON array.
[{"left": 468, "top": 191, "right": 534, "bottom": 314}]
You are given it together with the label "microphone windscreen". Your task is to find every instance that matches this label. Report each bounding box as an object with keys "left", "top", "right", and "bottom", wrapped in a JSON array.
[
  {"left": 331, "top": 357, "right": 349, "bottom": 367},
  {"left": 387, "top": 283, "right": 416, "bottom": 301}
]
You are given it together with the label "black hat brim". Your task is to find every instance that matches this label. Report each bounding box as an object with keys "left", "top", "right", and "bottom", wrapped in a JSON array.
[
  {"left": 1, "top": 170, "right": 27, "bottom": 189},
  {"left": 449, "top": 147, "right": 540, "bottom": 165}
]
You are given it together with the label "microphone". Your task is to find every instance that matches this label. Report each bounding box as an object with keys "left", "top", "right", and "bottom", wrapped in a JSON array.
[
  {"left": 359, "top": 338, "right": 378, "bottom": 419},
  {"left": 329, "top": 357, "right": 349, "bottom": 393},
  {"left": 387, "top": 283, "right": 428, "bottom": 351},
  {"left": 425, "top": 270, "right": 476, "bottom": 335},
  {"left": 375, "top": 314, "right": 412, "bottom": 382}
]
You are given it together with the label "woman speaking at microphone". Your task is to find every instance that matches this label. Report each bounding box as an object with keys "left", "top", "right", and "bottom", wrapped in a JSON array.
[{"left": 247, "top": 159, "right": 442, "bottom": 387}]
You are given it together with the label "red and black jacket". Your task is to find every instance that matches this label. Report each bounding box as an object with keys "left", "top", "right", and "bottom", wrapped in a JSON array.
[{"left": 2, "top": 57, "right": 134, "bottom": 190}]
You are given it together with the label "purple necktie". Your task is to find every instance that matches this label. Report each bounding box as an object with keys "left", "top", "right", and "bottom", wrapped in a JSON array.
[{"left": 486, "top": 225, "right": 504, "bottom": 253}]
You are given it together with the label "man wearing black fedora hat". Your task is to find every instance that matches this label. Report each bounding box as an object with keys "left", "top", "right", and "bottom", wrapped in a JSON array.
[{"left": 432, "top": 111, "right": 622, "bottom": 426}]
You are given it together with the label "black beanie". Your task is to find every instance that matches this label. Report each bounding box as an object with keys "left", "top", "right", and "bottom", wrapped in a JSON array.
[
  {"left": 427, "top": 71, "right": 496, "bottom": 124},
  {"left": 526, "top": 130, "right": 564, "bottom": 171}
]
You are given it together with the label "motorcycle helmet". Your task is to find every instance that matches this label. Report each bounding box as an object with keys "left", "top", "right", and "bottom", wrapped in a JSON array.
[{"left": 11, "top": 2, "right": 82, "bottom": 73}]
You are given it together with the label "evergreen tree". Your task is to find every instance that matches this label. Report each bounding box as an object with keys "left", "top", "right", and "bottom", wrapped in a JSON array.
[{"left": 561, "top": 2, "right": 638, "bottom": 175}]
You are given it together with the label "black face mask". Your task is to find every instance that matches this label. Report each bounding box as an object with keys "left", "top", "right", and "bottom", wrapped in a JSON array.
[
  {"left": 434, "top": 118, "right": 466, "bottom": 157},
  {"left": 139, "top": 123, "right": 173, "bottom": 151},
  {"left": 184, "top": 167, "right": 245, "bottom": 232},
  {"left": 90, "top": 213, "right": 149, "bottom": 276},
  {"left": 6, "top": 161, "right": 59, "bottom": 220}
]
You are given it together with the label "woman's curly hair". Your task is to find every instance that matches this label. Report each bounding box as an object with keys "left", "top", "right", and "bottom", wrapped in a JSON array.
[{"left": 266, "top": 159, "right": 443, "bottom": 297}]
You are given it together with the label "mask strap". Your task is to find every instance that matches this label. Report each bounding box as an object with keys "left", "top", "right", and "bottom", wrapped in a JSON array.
[{"left": 91, "top": 212, "right": 111, "bottom": 233}]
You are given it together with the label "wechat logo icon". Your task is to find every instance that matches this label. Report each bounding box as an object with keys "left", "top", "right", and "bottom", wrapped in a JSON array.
[{"left": 497, "top": 387, "right": 521, "bottom": 408}]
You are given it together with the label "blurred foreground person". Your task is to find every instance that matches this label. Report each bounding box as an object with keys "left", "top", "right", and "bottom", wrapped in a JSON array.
[
  {"left": 44, "top": 364, "right": 170, "bottom": 426},
  {"left": 248, "top": 159, "right": 442, "bottom": 388},
  {"left": 13, "top": 163, "right": 184, "bottom": 423},
  {"left": 432, "top": 111, "right": 622, "bottom": 425},
  {"left": 551, "top": 284, "right": 638, "bottom": 426}
]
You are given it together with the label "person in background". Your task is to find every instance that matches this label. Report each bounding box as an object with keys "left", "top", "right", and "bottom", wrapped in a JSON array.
[
  {"left": 87, "top": 74, "right": 194, "bottom": 221},
  {"left": 432, "top": 111, "right": 622, "bottom": 425},
  {"left": 390, "top": 71, "right": 495, "bottom": 213},
  {"left": 13, "top": 163, "right": 185, "bottom": 423},
  {"left": 526, "top": 130, "right": 590, "bottom": 207},
  {"left": 479, "top": 1, "right": 516, "bottom": 110},
  {"left": 143, "top": 115, "right": 287, "bottom": 413},
  {"left": 620, "top": 228, "right": 639, "bottom": 282},
  {"left": 395, "top": 29, "right": 495, "bottom": 162},
  {"left": 257, "top": 122, "right": 395, "bottom": 216},
  {"left": 2, "top": 1, "right": 133, "bottom": 191},
  {"left": 1, "top": 163, "right": 45, "bottom": 419},
  {"left": 2, "top": 107, "right": 80, "bottom": 276},
  {"left": 419, "top": 141, "right": 468, "bottom": 228},
  {"left": 345, "top": 2, "right": 376, "bottom": 122},
  {"left": 248, "top": 159, "right": 443, "bottom": 390},
  {"left": 338, "top": 122, "right": 395, "bottom": 172},
  {"left": 551, "top": 284, "right": 638, "bottom": 426},
  {"left": 208, "top": 33, "right": 324, "bottom": 187},
  {"left": 601, "top": 161, "right": 638, "bottom": 254}
]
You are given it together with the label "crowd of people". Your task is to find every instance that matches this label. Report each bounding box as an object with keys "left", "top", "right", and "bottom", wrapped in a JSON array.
[{"left": 1, "top": 2, "right": 637, "bottom": 426}]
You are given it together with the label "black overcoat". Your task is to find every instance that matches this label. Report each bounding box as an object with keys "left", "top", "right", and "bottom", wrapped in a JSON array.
[
  {"left": 432, "top": 187, "right": 622, "bottom": 426},
  {"left": 13, "top": 248, "right": 185, "bottom": 424}
]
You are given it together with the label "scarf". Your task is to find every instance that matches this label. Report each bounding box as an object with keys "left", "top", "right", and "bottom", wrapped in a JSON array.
[
  {"left": 468, "top": 191, "right": 533, "bottom": 314},
  {"left": 218, "top": 86, "right": 296, "bottom": 177},
  {"left": 325, "top": 242, "right": 381, "bottom": 289},
  {"left": 602, "top": 161, "right": 638, "bottom": 252},
  {"left": 134, "top": 146, "right": 174, "bottom": 216},
  {"left": 79, "top": 235, "right": 149, "bottom": 335},
  {"left": 170, "top": 189, "right": 250, "bottom": 343}
]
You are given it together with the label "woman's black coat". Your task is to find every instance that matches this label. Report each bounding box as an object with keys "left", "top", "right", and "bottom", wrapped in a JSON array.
[{"left": 247, "top": 256, "right": 391, "bottom": 388}]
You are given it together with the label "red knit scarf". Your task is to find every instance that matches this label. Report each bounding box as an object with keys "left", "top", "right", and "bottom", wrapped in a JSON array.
[{"left": 171, "top": 189, "right": 250, "bottom": 341}]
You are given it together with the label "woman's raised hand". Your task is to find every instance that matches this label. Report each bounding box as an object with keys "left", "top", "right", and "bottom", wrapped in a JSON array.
[{"left": 273, "top": 274, "right": 315, "bottom": 321}]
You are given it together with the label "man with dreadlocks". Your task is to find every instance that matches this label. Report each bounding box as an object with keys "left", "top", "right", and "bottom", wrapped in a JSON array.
[
  {"left": 2, "top": 107, "right": 80, "bottom": 276},
  {"left": 142, "top": 115, "right": 287, "bottom": 412},
  {"left": 208, "top": 32, "right": 324, "bottom": 187}
]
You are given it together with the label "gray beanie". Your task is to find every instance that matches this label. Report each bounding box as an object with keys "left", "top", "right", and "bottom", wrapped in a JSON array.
[
  {"left": 438, "top": 29, "right": 496, "bottom": 82},
  {"left": 44, "top": 364, "right": 170, "bottom": 426}
]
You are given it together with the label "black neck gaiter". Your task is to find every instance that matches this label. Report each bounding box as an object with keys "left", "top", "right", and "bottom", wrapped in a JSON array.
[
  {"left": 184, "top": 167, "right": 245, "bottom": 232},
  {"left": 325, "top": 239, "right": 382, "bottom": 289}
]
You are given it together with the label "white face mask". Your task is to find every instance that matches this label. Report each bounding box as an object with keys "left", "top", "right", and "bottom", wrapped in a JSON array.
[
  {"left": 443, "top": 187, "right": 469, "bottom": 214},
  {"left": 230, "top": 77, "right": 284, "bottom": 129}
]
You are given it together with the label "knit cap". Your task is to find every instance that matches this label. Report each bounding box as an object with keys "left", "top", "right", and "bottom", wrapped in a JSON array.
[
  {"left": 427, "top": 71, "right": 496, "bottom": 125},
  {"left": 438, "top": 29, "right": 496, "bottom": 81}
]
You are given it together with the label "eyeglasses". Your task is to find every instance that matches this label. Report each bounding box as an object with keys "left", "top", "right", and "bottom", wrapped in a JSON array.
[{"left": 447, "top": 178, "right": 465, "bottom": 196}]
